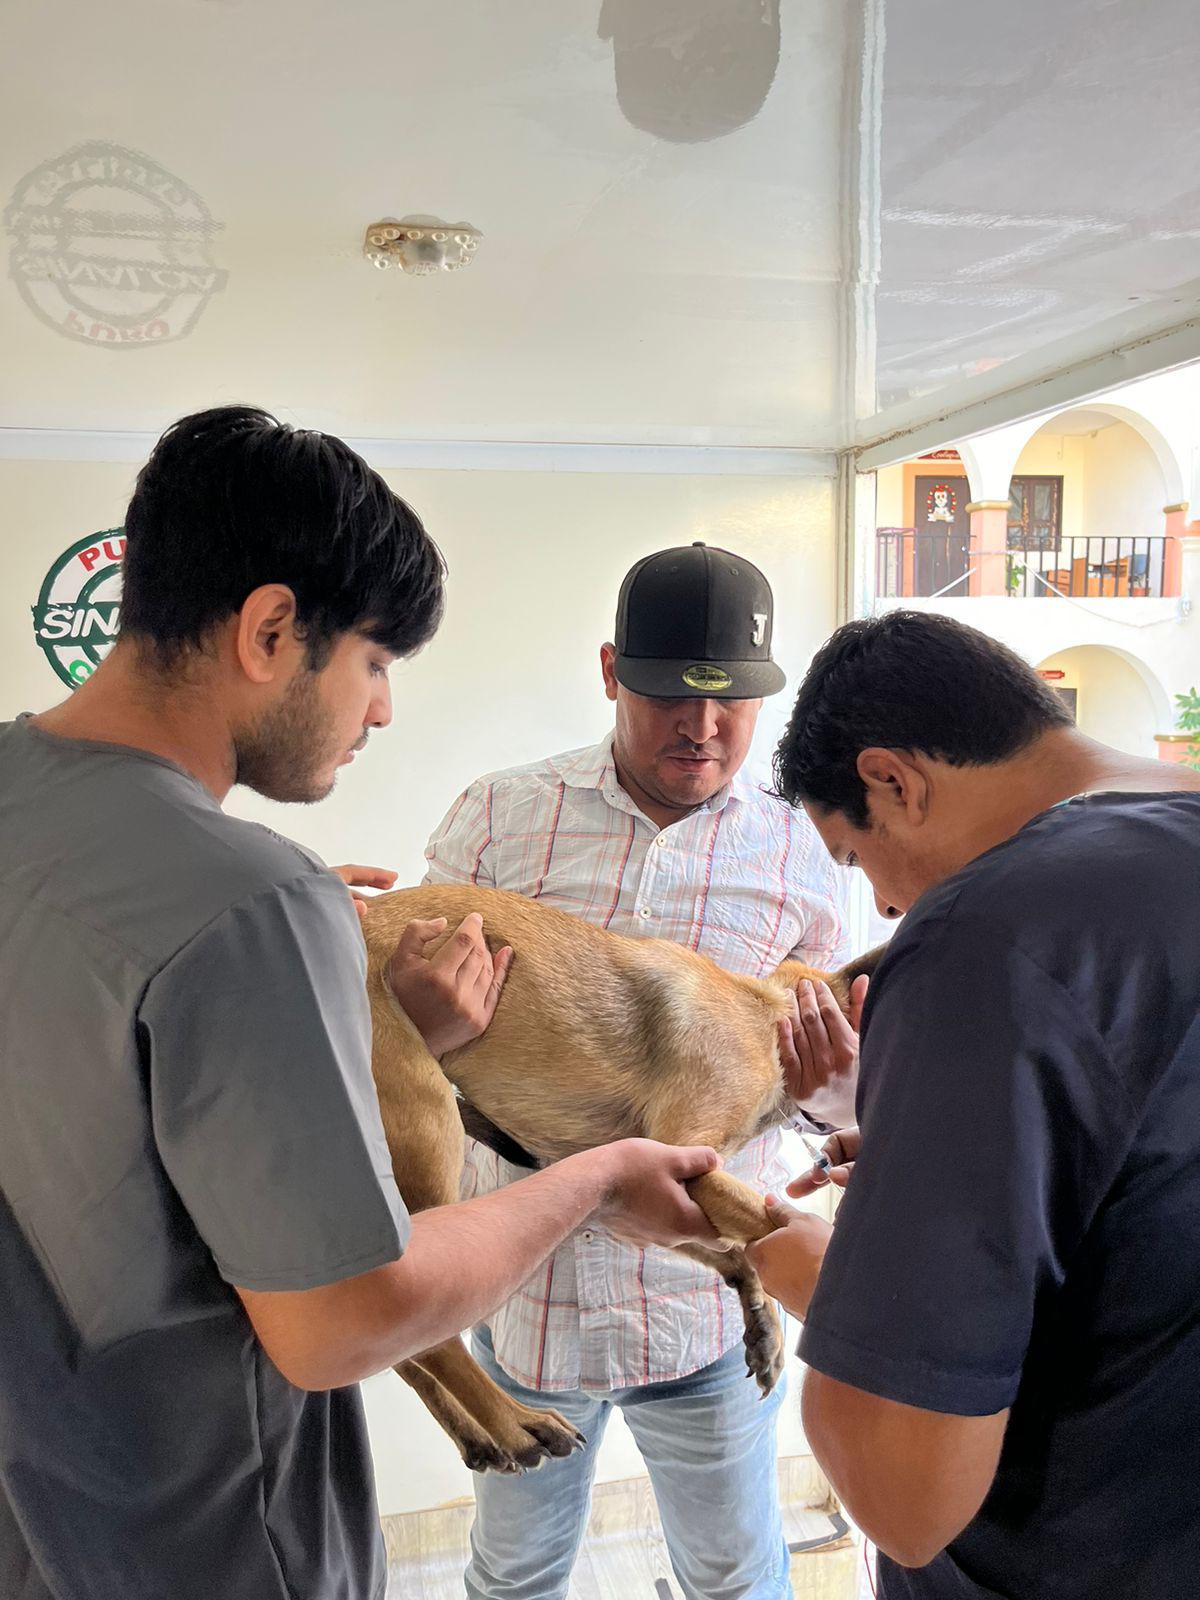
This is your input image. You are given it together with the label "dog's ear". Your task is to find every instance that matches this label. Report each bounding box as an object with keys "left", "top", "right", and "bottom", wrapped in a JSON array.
[{"left": 834, "top": 944, "right": 889, "bottom": 991}]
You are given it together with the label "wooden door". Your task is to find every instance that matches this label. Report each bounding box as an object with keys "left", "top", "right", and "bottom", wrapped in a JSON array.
[{"left": 913, "top": 476, "right": 970, "bottom": 595}]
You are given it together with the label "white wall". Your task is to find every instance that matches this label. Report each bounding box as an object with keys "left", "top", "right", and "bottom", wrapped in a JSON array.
[
  {"left": 2, "top": 459, "right": 836, "bottom": 873},
  {"left": 1, "top": 455, "right": 839, "bottom": 1514},
  {"left": 1079, "top": 425, "right": 1167, "bottom": 542}
]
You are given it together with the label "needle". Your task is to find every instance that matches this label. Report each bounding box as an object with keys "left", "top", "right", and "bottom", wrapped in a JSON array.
[{"left": 800, "top": 1134, "right": 833, "bottom": 1177}]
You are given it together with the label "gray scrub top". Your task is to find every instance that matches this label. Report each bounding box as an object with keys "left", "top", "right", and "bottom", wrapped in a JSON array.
[{"left": 0, "top": 717, "right": 410, "bottom": 1600}]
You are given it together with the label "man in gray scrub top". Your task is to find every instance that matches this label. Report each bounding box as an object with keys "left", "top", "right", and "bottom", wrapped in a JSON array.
[{"left": 0, "top": 406, "right": 723, "bottom": 1600}]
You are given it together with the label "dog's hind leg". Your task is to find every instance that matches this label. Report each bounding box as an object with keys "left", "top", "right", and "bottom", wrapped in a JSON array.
[
  {"left": 368, "top": 989, "right": 467, "bottom": 1215},
  {"left": 369, "top": 989, "right": 583, "bottom": 1473},
  {"left": 673, "top": 1242, "right": 785, "bottom": 1397}
]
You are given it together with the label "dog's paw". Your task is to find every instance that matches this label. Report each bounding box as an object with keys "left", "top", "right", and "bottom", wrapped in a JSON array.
[
  {"left": 503, "top": 1407, "right": 586, "bottom": 1472},
  {"left": 517, "top": 1407, "right": 587, "bottom": 1464},
  {"left": 742, "top": 1296, "right": 785, "bottom": 1396},
  {"left": 460, "top": 1436, "right": 521, "bottom": 1474},
  {"left": 462, "top": 1407, "right": 586, "bottom": 1475}
]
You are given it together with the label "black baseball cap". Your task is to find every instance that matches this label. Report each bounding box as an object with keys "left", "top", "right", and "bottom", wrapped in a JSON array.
[{"left": 613, "top": 541, "right": 786, "bottom": 700}]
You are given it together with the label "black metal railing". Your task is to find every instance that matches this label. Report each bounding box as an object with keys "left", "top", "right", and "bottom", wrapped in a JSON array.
[
  {"left": 1005, "top": 536, "right": 1167, "bottom": 598},
  {"left": 875, "top": 528, "right": 971, "bottom": 599},
  {"left": 875, "top": 531, "right": 1170, "bottom": 600}
]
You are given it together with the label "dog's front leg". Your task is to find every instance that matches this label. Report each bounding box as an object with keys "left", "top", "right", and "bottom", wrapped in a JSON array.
[
  {"left": 410, "top": 1338, "right": 585, "bottom": 1473},
  {"left": 674, "top": 1242, "right": 785, "bottom": 1396},
  {"left": 642, "top": 1093, "right": 788, "bottom": 1396},
  {"left": 683, "top": 1168, "right": 777, "bottom": 1245}
]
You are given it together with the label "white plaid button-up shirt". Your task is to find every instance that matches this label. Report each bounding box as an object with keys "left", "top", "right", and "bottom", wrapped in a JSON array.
[{"left": 424, "top": 735, "right": 848, "bottom": 1392}]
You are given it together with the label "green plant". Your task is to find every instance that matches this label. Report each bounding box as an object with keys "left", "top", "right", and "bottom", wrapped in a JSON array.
[
  {"left": 1175, "top": 686, "right": 1200, "bottom": 771},
  {"left": 1005, "top": 557, "right": 1027, "bottom": 596}
]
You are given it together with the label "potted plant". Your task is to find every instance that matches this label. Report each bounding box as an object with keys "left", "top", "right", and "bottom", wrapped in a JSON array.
[
  {"left": 1155, "top": 687, "right": 1200, "bottom": 769},
  {"left": 1005, "top": 556, "right": 1027, "bottom": 596}
]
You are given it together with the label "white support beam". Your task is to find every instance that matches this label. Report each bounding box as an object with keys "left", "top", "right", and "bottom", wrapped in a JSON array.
[
  {"left": 0, "top": 428, "right": 836, "bottom": 479},
  {"left": 855, "top": 306, "right": 1200, "bottom": 473}
]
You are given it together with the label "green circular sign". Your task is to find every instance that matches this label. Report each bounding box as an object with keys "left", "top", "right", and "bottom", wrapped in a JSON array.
[{"left": 32, "top": 529, "right": 126, "bottom": 689}]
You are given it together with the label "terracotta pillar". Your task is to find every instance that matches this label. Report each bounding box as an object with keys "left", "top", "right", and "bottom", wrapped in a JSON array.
[
  {"left": 965, "top": 500, "right": 1011, "bottom": 597},
  {"left": 1163, "top": 502, "right": 1189, "bottom": 596}
]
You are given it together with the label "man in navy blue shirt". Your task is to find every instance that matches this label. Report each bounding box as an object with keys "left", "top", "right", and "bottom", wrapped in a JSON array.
[{"left": 749, "top": 610, "right": 1200, "bottom": 1599}]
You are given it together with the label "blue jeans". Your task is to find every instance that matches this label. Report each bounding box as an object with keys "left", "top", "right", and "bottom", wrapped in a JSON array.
[{"left": 464, "top": 1327, "right": 792, "bottom": 1600}]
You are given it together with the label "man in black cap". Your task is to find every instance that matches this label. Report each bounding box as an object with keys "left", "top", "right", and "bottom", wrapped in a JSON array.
[{"left": 390, "top": 543, "right": 860, "bottom": 1600}]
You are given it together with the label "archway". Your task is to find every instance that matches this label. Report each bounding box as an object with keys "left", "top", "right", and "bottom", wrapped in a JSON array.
[
  {"left": 1035, "top": 644, "right": 1171, "bottom": 758},
  {"left": 953, "top": 399, "right": 1187, "bottom": 506},
  {"left": 1006, "top": 412, "right": 1181, "bottom": 597}
]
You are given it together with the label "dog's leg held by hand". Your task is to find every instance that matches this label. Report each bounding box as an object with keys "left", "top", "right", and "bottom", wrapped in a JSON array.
[
  {"left": 675, "top": 1241, "right": 785, "bottom": 1395},
  {"left": 641, "top": 1088, "right": 789, "bottom": 1392},
  {"left": 677, "top": 1172, "right": 787, "bottom": 1392},
  {"left": 683, "top": 1168, "right": 779, "bottom": 1246}
]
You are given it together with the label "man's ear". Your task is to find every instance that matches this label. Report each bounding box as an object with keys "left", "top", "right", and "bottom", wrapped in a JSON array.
[
  {"left": 855, "top": 747, "right": 929, "bottom": 824},
  {"left": 235, "top": 585, "right": 302, "bottom": 685},
  {"left": 600, "top": 642, "right": 619, "bottom": 704}
]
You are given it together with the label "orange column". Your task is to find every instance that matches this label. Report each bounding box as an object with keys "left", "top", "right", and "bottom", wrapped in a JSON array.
[
  {"left": 1163, "top": 503, "right": 1189, "bottom": 596},
  {"left": 966, "top": 501, "right": 1010, "bottom": 596}
]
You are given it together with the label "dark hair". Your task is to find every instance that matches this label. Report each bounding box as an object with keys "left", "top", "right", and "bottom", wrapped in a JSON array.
[
  {"left": 120, "top": 405, "right": 445, "bottom": 667},
  {"left": 773, "top": 611, "right": 1074, "bottom": 826}
]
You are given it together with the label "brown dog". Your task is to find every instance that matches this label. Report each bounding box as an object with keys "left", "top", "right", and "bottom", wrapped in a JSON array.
[{"left": 361, "top": 883, "right": 878, "bottom": 1474}]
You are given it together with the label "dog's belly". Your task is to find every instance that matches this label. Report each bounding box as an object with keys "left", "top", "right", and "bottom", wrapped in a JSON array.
[
  {"left": 443, "top": 1049, "right": 646, "bottom": 1166},
  {"left": 444, "top": 1044, "right": 787, "bottom": 1170}
]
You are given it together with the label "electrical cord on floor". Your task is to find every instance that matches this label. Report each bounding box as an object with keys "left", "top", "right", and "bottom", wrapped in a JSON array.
[{"left": 864, "top": 1536, "right": 878, "bottom": 1596}]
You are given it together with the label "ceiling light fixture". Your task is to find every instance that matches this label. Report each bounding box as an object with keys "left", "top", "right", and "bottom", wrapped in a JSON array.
[{"left": 363, "top": 216, "right": 482, "bottom": 276}]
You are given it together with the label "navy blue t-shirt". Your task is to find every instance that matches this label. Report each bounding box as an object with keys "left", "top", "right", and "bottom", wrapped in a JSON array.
[{"left": 800, "top": 791, "right": 1200, "bottom": 1600}]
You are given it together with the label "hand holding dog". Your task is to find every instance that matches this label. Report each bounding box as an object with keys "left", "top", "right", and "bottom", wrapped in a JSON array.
[
  {"left": 778, "top": 974, "right": 868, "bottom": 1129},
  {"left": 596, "top": 1139, "right": 725, "bottom": 1248},
  {"left": 746, "top": 1197, "right": 834, "bottom": 1320},
  {"left": 386, "top": 913, "right": 514, "bottom": 1059},
  {"left": 746, "top": 1126, "right": 863, "bottom": 1317}
]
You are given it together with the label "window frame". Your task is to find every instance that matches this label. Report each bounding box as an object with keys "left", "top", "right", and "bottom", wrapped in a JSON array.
[{"left": 1007, "top": 475, "right": 1063, "bottom": 553}]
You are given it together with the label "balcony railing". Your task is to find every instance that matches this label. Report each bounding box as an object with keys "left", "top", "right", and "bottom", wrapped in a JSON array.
[{"left": 876, "top": 531, "right": 1172, "bottom": 600}]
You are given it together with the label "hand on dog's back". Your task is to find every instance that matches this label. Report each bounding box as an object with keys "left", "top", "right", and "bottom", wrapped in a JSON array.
[
  {"left": 385, "top": 912, "right": 514, "bottom": 1059},
  {"left": 596, "top": 1139, "right": 725, "bottom": 1249}
]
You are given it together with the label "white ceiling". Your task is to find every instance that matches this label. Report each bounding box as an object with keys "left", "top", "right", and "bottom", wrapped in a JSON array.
[
  {"left": 873, "top": 0, "right": 1200, "bottom": 416},
  {"left": 2, "top": 0, "right": 1198, "bottom": 455}
]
